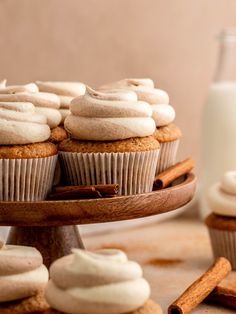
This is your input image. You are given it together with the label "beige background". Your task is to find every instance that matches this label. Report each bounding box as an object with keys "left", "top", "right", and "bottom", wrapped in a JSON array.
[{"left": 1, "top": 0, "right": 236, "bottom": 172}]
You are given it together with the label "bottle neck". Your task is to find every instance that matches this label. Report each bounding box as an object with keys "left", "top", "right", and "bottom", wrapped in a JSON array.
[{"left": 214, "top": 31, "right": 236, "bottom": 82}]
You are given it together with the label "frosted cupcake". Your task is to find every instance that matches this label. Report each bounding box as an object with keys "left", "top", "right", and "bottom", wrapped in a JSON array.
[
  {"left": 100, "top": 78, "right": 182, "bottom": 174},
  {"left": 0, "top": 244, "right": 49, "bottom": 313},
  {"left": 59, "top": 87, "right": 159, "bottom": 195},
  {"left": 36, "top": 81, "right": 86, "bottom": 124},
  {"left": 0, "top": 83, "right": 61, "bottom": 129},
  {"left": 205, "top": 171, "right": 236, "bottom": 269},
  {"left": 0, "top": 99, "right": 57, "bottom": 201},
  {"left": 45, "top": 248, "right": 162, "bottom": 314}
]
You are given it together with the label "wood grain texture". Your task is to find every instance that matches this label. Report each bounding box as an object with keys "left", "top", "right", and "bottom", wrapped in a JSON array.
[
  {"left": 0, "top": 173, "right": 196, "bottom": 227},
  {"left": 7, "top": 225, "right": 84, "bottom": 268}
]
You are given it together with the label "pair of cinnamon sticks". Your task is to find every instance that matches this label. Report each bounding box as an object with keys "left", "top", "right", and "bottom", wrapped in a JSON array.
[
  {"left": 168, "top": 257, "right": 235, "bottom": 313},
  {"left": 49, "top": 184, "right": 119, "bottom": 200}
]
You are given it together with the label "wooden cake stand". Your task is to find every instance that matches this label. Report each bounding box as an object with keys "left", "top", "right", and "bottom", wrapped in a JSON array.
[{"left": 0, "top": 173, "right": 196, "bottom": 267}]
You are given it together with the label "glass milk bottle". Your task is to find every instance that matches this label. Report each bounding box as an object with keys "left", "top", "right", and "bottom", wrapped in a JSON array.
[{"left": 201, "top": 29, "right": 236, "bottom": 217}]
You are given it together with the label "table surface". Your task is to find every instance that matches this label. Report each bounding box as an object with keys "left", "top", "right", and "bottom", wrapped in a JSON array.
[{"left": 83, "top": 216, "right": 236, "bottom": 314}]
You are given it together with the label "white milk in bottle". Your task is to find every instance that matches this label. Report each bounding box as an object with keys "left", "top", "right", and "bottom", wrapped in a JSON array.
[{"left": 201, "top": 30, "right": 236, "bottom": 216}]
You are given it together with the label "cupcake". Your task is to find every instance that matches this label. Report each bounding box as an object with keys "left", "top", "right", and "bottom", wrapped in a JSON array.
[
  {"left": 205, "top": 171, "right": 236, "bottom": 269},
  {"left": 0, "top": 83, "right": 62, "bottom": 128},
  {"left": 0, "top": 99, "right": 57, "bottom": 201},
  {"left": 100, "top": 78, "right": 182, "bottom": 174},
  {"left": 59, "top": 87, "right": 159, "bottom": 195},
  {"left": 45, "top": 248, "right": 163, "bottom": 314},
  {"left": 0, "top": 244, "right": 49, "bottom": 313},
  {"left": 36, "top": 81, "right": 86, "bottom": 124}
]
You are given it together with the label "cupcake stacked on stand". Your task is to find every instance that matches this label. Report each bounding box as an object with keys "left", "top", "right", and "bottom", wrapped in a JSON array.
[
  {"left": 100, "top": 78, "right": 182, "bottom": 174},
  {"left": 59, "top": 86, "right": 160, "bottom": 195},
  {"left": 0, "top": 83, "right": 58, "bottom": 201}
]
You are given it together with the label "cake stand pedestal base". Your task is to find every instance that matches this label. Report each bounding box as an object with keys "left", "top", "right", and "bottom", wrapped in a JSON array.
[{"left": 7, "top": 225, "right": 84, "bottom": 267}]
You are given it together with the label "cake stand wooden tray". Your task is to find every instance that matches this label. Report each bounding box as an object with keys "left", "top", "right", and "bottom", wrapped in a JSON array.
[{"left": 0, "top": 173, "right": 196, "bottom": 267}]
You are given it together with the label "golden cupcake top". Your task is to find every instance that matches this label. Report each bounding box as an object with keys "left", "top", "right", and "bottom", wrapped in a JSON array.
[
  {"left": 59, "top": 136, "right": 159, "bottom": 153},
  {"left": 64, "top": 86, "right": 156, "bottom": 141},
  {"left": 153, "top": 123, "right": 182, "bottom": 143}
]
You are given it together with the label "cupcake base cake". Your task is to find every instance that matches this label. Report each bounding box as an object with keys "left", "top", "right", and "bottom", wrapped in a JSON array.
[
  {"left": 0, "top": 142, "right": 57, "bottom": 201},
  {"left": 59, "top": 136, "right": 159, "bottom": 195}
]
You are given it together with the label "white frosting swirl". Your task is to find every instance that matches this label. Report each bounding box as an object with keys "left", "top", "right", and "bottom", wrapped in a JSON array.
[
  {"left": 0, "top": 90, "right": 61, "bottom": 129},
  {"left": 46, "top": 249, "right": 150, "bottom": 314},
  {"left": 0, "top": 102, "right": 50, "bottom": 144},
  {"left": 58, "top": 95, "right": 73, "bottom": 109},
  {"left": 0, "top": 83, "right": 38, "bottom": 94},
  {"left": 65, "top": 87, "right": 156, "bottom": 141},
  {"left": 58, "top": 96, "right": 73, "bottom": 123},
  {"left": 207, "top": 171, "right": 236, "bottom": 217},
  {"left": 0, "top": 245, "right": 48, "bottom": 302},
  {"left": 36, "top": 81, "right": 86, "bottom": 97},
  {"left": 100, "top": 78, "right": 175, "bottom": 127},
  {"left": 100, "top": 78, "right": 169, "bottom": 105},
  {"left": 152, "top": 104, "right": 176, "bottom": 127}
]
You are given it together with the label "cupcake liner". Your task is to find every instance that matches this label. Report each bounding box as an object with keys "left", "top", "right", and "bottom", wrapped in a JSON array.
[
  {"left": 59, "top": 150, "right": 159, "bottom": 195},
  {"left": 156, "top": 139, "right": 179, "bottom": 174},
  {"left": 0, "top": 155, "right": 57, "bottom": 201},
  {"left": 208, "top": 228, "right": 236, "bottom": 269},
  {"left": 53, "top": 159, "right": 62, "bottom": 186}
]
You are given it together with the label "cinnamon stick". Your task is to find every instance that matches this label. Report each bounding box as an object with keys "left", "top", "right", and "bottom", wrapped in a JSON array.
[
  {"left": 49, "top": 184, "right": 119, "bottom": 200},
  {"left": 154, "top": 158, "right": 195, "bottom": 189},
  {"left": 205, "top": 286, "right": 236, "bottom": 310},
  {"left": 168, "top": 257, "right": 231, "bottom": 314}
]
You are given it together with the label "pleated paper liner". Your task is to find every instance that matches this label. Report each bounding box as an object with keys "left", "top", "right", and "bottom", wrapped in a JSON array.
[
  {"left": 208, "top": 228, "right": 236, "bottom": 270},
  {"left": 0, "top": 155, "right": 57, "bottom": 201},
  {"left": 59, "top": 150, "right": 159, "bottom": 196},
  {"left": 156, "top": 139, "right": 179, "bottom": 175}
]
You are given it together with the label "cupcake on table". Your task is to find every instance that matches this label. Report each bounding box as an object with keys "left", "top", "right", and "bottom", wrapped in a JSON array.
[
  {"left": 100, "top": 78, "right": 182, "bottom": 174},
  {"left": 0, "top": 82, "right": 58, "bottom": 201},
  {"left": 205, "top": 171, "right": 236, "bottom": 269},
  {"left": 59, "top": 86, "right": 160, "bottom": 195},
  {"left": 45, "top": 248, "right": 163, "bottom": 314},
  {"left": 0, "top": 243, "right": 49, "bottom": 313}
]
